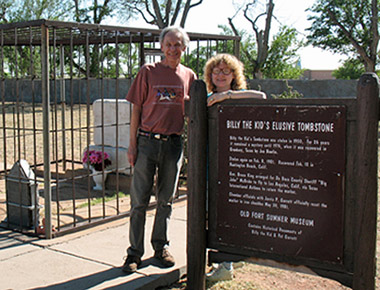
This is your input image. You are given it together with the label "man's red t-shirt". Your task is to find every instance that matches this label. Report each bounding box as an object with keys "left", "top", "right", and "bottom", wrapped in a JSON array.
[{"left": 126, "top": 62, "right": 196, "bottom": 135}]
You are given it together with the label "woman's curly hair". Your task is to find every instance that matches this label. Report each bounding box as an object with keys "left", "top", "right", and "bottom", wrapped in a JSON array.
[{"left": 204, "top": 53, "right": 247, "bottom": 93}]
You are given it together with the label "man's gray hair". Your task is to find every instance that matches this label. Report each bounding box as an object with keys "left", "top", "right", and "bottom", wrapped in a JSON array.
[{"left": 159, "top": 26, "right": 190, "bottom": 47}]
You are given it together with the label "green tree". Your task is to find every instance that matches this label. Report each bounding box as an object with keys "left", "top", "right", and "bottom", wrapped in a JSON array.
[
  {"left": 0, "top": 0, "right": 13, "bottom": 22},
  {"left": 306, "top": 0, "right": 379, "bottom": 72},
  {"left": 185, "top": 35, "right": 236, "bottom": 77},
  {"left": 72, "top": 0, "right": 120, "bottom": 24},
  {"left": 2, "top": 0, "right": 72, "bottom": 22},
  {"left": 261, "top": 26, "right": 304, "bottom": 79},
  {"left": 217, "top": 25, "right": 257, "bottom": 78},
  {"left": 0, "top": 0, "right": 126, "bottom": 24},
  {"left": 0, "top": 0, "right": 73, "bottom": 78},
  {"left": 229, "top": 0, "right": 274, "bottom": 79},
  {"left": 0, "top": 0, "right": 139, "bottom": 78},
  {"left": 215, "top": 25, "right": 303, "bottom": 80},
  {"left": 68, "top": 0, "right": 139, "bottom": 78},
  {"left": 332, "top": 58, "right": 365, "bottom": 79}
]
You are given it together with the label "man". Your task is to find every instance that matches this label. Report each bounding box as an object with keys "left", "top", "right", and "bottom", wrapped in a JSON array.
[{"left": 122, "top": 26, "right": 196, "bottom": 273}]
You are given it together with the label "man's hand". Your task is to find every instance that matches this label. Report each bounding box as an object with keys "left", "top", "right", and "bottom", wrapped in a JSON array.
[
  {"left": 127, "top": 145, "right": 137, "bottom": 167},
  {"left": 128, "top": 104, "right": 142, "bottom": 167}
]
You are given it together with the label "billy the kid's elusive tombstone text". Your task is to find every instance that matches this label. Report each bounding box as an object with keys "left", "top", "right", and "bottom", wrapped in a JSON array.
[{"left": 217, "top": 105, "right": 346, "bottom": 263}]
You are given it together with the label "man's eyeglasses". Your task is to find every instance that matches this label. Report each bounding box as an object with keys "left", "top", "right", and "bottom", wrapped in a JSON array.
[{"left": 212, "top": 68, "right": 233, "bottom": 75}]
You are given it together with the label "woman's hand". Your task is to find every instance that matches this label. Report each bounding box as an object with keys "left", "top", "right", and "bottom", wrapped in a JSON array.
[{"left": 207, "top": 91, "right": 231, "bottom": 106}]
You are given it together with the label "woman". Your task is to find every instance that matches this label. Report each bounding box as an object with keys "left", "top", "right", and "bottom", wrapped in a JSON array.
[
  {"left": 204, "top": 53, "right": 266, "bottom": 282},
  {"left": 204, "top": 53, "right": 266, "bottom": 107}
]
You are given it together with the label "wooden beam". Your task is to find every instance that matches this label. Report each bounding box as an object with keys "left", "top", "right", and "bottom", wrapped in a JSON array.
[
  {"left": 186, "top": 80, "right": 208, "bottom": 289},
  {"left": 353, "top": 73, "right": 379, "bottom": 290}
]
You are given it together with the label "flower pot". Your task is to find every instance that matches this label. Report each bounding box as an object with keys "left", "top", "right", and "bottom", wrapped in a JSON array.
[{"left": 91, "top": 167, "right": 108, "bottom": 190}]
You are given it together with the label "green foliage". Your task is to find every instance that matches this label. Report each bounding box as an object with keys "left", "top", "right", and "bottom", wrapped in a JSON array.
[
  {"left": 0, "top": 0, "right": 13, "bottom": 22},
  {"left": 73, "top": 0, "right": 119, "bottom": 24},
  {"left": 3, "top": 0, "right": 72, "bottom": 23},
  {"left": 261, "top": 26, "right": 304, "bottom": 79},
  {"left": 332, "top": 58, "right": 366, "bottom": 79},
  {"left": 306, "top": 0, "right": 379, "bottom": 71},
  {"left": 213, "top": 25, "right": 303, "bottom": 80},
  {"left": 239, "top": 33, "right": 258, "bottom": 79},
  {"left": 217, "top": 25, "right": 257, "bottom": 79},
  {"left": 185, "top": 32, "right": 237, "bottom": 77},
  {"left": 185, "top": 46, "right": 212, "bottom": 78},
  {"left": 1, "top": 1, "right": 303, "bottom": 80},
  {"left": 0, "top": 0, "right": 139, "bottom": 79},
  {"left": 307, "top": 0, "right": 374, "bottom": 53},
  {"left": 271, "top": 80, "right": 303, "bottom": 99},
  {"left": 1, "top": 46, "right": 42, "bottom": 78},
  {"left": 72, "top": 43, "right": 141, "bottom": 78}
]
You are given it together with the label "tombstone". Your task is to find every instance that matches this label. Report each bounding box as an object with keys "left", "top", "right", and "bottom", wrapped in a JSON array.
[
  {"left": 83, "top": 99, "right": 131, "bottom": 185},
  {"left": 93, "top": 99, "right": 130, "bottom": 149},
  {"left": 6, "top": 160, "right": 40, "bottom": 229}
]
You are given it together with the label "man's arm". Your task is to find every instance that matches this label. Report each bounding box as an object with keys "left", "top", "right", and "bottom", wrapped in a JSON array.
[{"left": 127, "top": 104, "right": 142, "bottom": 167}]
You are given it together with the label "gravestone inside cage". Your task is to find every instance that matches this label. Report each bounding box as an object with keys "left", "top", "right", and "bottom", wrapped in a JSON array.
[{"left": 6, "top": 160, "right": 40, "bottom": 229}]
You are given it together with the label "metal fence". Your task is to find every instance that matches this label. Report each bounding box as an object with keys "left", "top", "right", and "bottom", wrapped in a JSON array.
[{"left": 0, "top": 19, "right": 239, "bottom": 238}]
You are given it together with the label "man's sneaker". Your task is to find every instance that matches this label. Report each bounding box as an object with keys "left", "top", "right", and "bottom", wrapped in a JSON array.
[
  {"left": 154, "top": 249, "right": 175, "bottom": 267},
  {"left": 206, "top": 262, "right": 233, "bottom": 282},
  {"left": 122, "top": 255, "right": 141, "bottom": 273}
]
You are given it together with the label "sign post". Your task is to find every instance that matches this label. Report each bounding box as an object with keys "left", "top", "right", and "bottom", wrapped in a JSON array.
[
  {"left": 186, "top": 80, "right": 208, "bottom": 290},
  {"left": 353, "top": 73, "right": 379, "bottom": 290}
]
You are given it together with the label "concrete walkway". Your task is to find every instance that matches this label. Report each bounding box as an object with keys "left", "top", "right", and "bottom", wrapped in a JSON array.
[{"left": 0, "top": 199, "right": 187, "bottom": 290}]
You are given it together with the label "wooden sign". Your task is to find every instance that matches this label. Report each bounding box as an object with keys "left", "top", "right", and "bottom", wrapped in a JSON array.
[{"left": 216, "top": 105, "right": 346, "bottom": 263}]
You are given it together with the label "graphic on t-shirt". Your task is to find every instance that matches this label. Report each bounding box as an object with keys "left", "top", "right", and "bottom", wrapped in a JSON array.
[{"left": 156, "top": 88, "right": 182, "bottom": 102}]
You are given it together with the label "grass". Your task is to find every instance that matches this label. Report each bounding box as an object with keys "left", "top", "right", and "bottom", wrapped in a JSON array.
[{"left": 77, "top": 191, "right": 128, "bottom": 209}]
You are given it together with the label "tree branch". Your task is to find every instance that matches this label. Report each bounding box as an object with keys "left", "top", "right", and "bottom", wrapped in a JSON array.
[
  {"left": 171, "top": 0, "right": 182, "bottom": 26},
  {"left": 327, "top": 8, "right": 372, "bottom": 68},
  {"left": 370, "top": 0, "right": 379, "bottom": 62},
  {"left": 180, "top": 0, "right": 203, "bottom": 28},
  {"left": 93, "top": 0, "right": 98, "bottom": 23},
  {"left": 73, "top": 0, "right": 80, "bottom": 22},
  {"left": 131, "top": 3, "right": 155, "bottom": 25},
  {"left": 152, "top": 0, "right": 165, "bottom": 28},
  {"left": 165, "top": 0, "right": 172, "bottom": 27},
  {"left": 189, "top": 0, "right": 203, "bottom": 9},
  {"left": 243, "top": 0, "right": 274, "bottom": 78},
  {"left": 228, "top": 17, "right": 240, "bottom": 37},
  {"left": 263, "top": 0, "right": 274, "bottom": 49},
  {"left": 243, "top": 3, "right": 261, "bottom": 35},
  {"left": 97, "top": 0, "right": 111, "bottom": 23}
]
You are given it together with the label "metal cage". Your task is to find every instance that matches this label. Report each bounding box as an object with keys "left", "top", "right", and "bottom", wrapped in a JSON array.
[{"left": 0, "top": 19, "right": 240, "bottom": 238}]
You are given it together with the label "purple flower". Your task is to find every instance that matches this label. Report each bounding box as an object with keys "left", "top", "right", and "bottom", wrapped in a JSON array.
[{"left": 82, "top": 150, "right": 112, "bottom": 171}]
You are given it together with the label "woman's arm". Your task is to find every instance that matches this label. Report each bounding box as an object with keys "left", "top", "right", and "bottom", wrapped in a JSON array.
[{"left": 207, "top": 90, "right": 266, "bottom": 106}]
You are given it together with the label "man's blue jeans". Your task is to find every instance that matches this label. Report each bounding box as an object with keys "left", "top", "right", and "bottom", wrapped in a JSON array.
[{"left": 127, "top": 134, "right": 183, "bottom": 258}]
